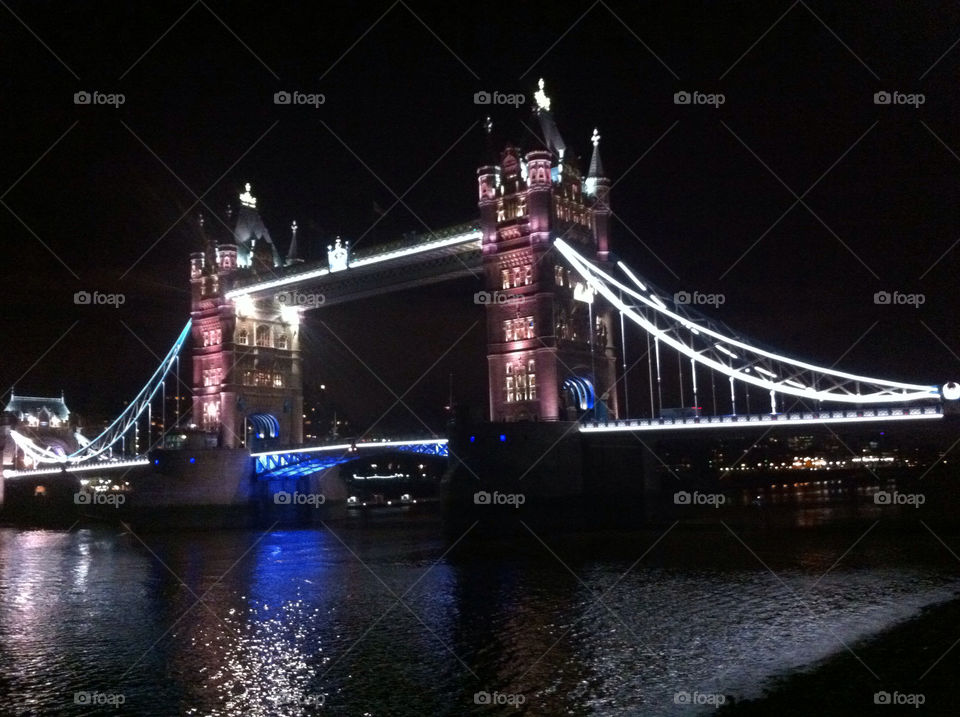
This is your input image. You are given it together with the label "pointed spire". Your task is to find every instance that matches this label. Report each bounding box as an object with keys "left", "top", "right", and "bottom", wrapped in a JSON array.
[
  {"left": 239, "top": 182, "right": 257, "bottom": 208},
  {"left": 533, "top": 78, "right": 566, "bottom": 160},
  {"left": 588, "top": 128, "right": 605, "bottom": 179},
  {"left": 286, "top": 220, "right": 303, "bottom": 265}
]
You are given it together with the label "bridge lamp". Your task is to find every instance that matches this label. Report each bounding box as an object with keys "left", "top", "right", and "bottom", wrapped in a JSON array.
[
  {"left": 234, "top": 294, "right": 254, "bottom": 318},
  {"left": 942, "top": 382, "right": 960, "bottom": 401},
  {"left": 280, "top": 304, "right": 300, "bottom": 326}
]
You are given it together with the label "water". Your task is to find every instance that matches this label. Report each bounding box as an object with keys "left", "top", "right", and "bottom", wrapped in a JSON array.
[{"left": 1, "top": 501, "right": 958, "bottom": 715}]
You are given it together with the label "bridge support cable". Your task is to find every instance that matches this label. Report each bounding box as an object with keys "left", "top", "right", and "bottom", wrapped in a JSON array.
[
  {"left": 12, "top": 321, "right": 192, "bottom": 465},
  {"left": 554, "top": 239, "right": 941, "bottom": 407}
]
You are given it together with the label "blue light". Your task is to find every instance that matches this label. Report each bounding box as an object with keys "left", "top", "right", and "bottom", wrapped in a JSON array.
[
  {"left": 499, "top": 434, "right": 506, "bottom": 442},
  {"left": 189, "top": 457, "right": 196, "bottom": 464},
  {"left": 469, "top": 435, "right": 476, "bottom": 443},
  {"left": 154, "top": 459, "right": 159, "bottom": 465}
]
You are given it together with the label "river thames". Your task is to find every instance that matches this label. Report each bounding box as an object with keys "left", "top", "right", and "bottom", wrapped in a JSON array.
[{"left": 2, "top": 479, "right": 960, "bottom": 716}]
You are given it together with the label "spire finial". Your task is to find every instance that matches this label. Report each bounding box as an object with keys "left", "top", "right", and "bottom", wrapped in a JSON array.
[
  {"left": 534, "top": 78, "right": 551, "bottom": 112},
  {"left": 592, "top": 128, "right": 600, "bottom": 147},
  {"left": 484, "top": 116, "right": 493, "bottom": 135},
  {"left": 291, "top": 220, "right": 298, "bottom": 233},
  {"left": 239, "top": 182, "right": 257, "bottom": 208}
]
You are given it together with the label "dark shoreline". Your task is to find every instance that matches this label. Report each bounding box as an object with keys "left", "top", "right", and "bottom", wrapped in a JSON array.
[{"left": 720, "top": 594, "right": 960, "bottom": 715}]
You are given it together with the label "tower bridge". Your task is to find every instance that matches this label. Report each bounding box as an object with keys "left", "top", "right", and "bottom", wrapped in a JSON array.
[{"left": 4, "top": 80, "right": 957, "bottom": 493}]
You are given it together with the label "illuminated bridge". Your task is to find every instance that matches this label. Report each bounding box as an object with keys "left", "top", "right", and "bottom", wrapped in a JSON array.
[{"left": 252, "top": 439, "right": 449, "bottom": 480}]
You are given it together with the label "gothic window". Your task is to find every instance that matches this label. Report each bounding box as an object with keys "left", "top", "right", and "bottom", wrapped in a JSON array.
[
  {"left": 255, "top": 325, "right": 271, "bottom": 348},
  {"left": 505, "top": 359, "right": 537, "bottom": 402},
  {"left": 237, "top": 327, "right": 249, "bottom": 345},
  {"left": 503, "top": 316, "right": 535, "bottom": 342},
  {"left": 273, "top": 373, "right": 284, "bottom": 388},
  {"left": 501, "top": 270, "right": 510, "bottom": 290},
  {"left": 275, "top": 331, "right": 288, "bottom": 350},
  {"left": 555, "top": 265, "right": 564, "bottom": 286},
  {"left": 524, "top": 265, "right": 533, "bottom": 285}
]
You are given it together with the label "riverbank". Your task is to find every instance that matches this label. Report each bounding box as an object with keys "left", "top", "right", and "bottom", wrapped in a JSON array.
[{"left": 720, "top": 595, "right": 960, "bottom": 715}]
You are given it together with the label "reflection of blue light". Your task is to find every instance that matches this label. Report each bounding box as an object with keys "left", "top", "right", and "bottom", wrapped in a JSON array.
[
  {"left": 469, "top": 435, "right": 475, "bottom": 443},
  {"left": 189, "top": 457, "right": 195, "bottom": 463},
  {"left": 499, "top": 434, "right": 506, "bottom": 442},
  {"left": 154, "top": 459, "right": 159, "bottom": 465}
]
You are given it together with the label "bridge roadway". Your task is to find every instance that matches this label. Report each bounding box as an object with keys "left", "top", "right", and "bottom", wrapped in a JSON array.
[
  {"left": 225, "top": 223, "right": 481, "bottom": 305},
  {"left": 580, "top": 405, "right": 944, "bottom": 435}
]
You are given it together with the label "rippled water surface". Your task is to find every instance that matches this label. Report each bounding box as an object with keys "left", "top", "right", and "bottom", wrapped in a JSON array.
[{"left": 1, "top": 506, "right": 958, "bottom": 715}]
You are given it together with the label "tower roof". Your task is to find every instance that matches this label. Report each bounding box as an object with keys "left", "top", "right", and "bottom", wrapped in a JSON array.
[
  {"left": 533, "top": 79, "right": 566, "bottom": 159},
  {"left": 587, "top": 128, "right": 605, "bottom": 179},
  {"left": 4, "top": 393, "right": 70, "bottom": 421}
]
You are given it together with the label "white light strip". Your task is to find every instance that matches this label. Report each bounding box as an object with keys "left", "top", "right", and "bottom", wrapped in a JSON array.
[
  {"left": 226, "top": 230, "right": 481, "bottom": 299},
  {"left": 556, "top": 239, "right": 939, "bottom": 398},
  {"left": 617, "top": 260, "right": 646, "bottom": 291},
  {"left": 555, "top": 240, "right": 939, "bottom": 403},
  {"left": 580, "top": 411, "right": 943, "bottom": 433},
  {"left": 715, "top": 344, "right": 738, "bottom": 359},
  {"left": 251, "top": 438, "right": 449, "bottom": 458},
  {"left": 4, "top": 458, "right": 150, "bottom": 478},
  {"left": 755, "top": 367, "right": 778, "bottom": 379},
  {"left": 783, "top": 379, "right": 806, "bottom": 389}
]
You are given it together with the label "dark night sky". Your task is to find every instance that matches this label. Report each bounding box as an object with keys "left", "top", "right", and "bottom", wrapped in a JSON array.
[{"left": 2, "top": 2, "right": 959, "bottom": 432}]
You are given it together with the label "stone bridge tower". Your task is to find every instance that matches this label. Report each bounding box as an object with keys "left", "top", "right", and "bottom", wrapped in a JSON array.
[
  {"left": 479, "top": 81, "right": 619, "bottom": 423},
  {"left": 189, "top": 183, "right": 303, "bottom": 448}
]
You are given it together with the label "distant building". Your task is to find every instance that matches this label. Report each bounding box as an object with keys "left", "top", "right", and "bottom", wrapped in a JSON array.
[{"left": 1, "top": 392, "right": 80, "bottom": 468}]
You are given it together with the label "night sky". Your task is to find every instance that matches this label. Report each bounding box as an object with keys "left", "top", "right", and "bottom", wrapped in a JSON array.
[{"left": 2, "top": 2, "right": 959, "bottom": 433}]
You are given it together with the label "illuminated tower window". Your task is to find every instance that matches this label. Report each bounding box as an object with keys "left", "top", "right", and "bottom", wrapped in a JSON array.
[
  {"left": 555, "top": 265, "right": 564, "bottom": 286},
  {"left": 255, "top": 325, "right": 271, "bottom": 347},
  {"left": 501, "top": 270, "right": 510, "bottom": 290},
  {"left": 524, "top": 265, "right": 533, "bottom": 285},
  {"left": 275, "top": 331, "right": 288, "bottom": 350},
  {"left": 273, "top": 373, "right": 284, "bottom": 388},
  {"left": 505, "top": 359, "right": 536, "bottom": 402},
  {"left": 503, "top": 316, "right": 535, "bottom": 342},
  {"left": 237, "top": 327, "right": 249, "bottom": 345}
]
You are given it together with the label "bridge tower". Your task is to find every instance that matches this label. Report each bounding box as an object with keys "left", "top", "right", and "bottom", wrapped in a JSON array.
[
  {"left": 479, "top": 81, "right": 619, "bottom": 422},
  {"left": 189, "top": 184, "right": 303, "bottom": 448}
]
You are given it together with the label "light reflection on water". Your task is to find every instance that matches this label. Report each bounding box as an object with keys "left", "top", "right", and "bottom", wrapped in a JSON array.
[{"left": 0, "top": 501, "right": 958, "bottom": 715}]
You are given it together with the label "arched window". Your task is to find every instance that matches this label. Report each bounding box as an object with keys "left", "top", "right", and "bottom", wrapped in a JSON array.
[
  {"left": 274, "top": 331, "right": 288, "bottom": 350},
  {"left": 255, "top": 325, "right": 271, "bottom": 347},
  {"left": 237, "top": 327, "right": 249, "bottom": 345}
]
